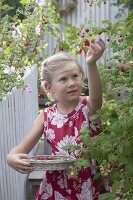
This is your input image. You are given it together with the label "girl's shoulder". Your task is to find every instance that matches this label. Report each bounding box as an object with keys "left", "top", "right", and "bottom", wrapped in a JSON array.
[
  {"left": 81, "top": 96, "right": 89, "bottom": 105},
  {"left": 43, "top": 102, "right": 57, "bottom": 113}
]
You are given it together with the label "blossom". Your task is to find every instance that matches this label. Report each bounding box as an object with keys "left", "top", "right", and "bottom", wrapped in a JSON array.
[
  {"left": 0, "top": 47, "right": 3, "bottom": 52},
  {"left": 4, "top": 66, "right": 16, "bottom": 74},
  {"left": 25, "top": 85, "right": 32, "bottom": 93},
  {"left": 12, "top": 25, "right": 22, "bottom": 39},
  {"left": 35, "top": 24, "right": 41, "bottom": 35},
  {"left": 35, "top": 0, "right": 47, "bottom": 6}
]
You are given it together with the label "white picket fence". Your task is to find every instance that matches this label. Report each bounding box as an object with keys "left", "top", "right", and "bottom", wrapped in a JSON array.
[{"left": 0, "top": 66, "right": 38, "bottom": 200}]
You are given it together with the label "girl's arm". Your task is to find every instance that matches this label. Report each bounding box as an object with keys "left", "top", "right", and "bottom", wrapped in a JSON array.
[
  {"left": 86, "top": 38, "right": 105, "bottom": 116},
  {"left": 6, "top": 111, "right": 44, "bottom": 173}
]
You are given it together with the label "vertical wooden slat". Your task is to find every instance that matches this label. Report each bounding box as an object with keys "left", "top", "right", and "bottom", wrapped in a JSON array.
[{"left": 0, "top": 66, "right": 38, "bottom": 200}]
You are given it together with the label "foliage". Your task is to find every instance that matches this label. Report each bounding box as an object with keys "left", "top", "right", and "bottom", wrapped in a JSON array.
[
  {"left": 0, "top": 0, "right": 62, "bottom": 100},
  {"left": 61, "top": 5, "right": 133, "bottom": 200},
  {"left": 0, "top": 0, "right": 22, "bottom": 18},
  {"left": 113, "top": 0, "right": 133, "bottom": 11}
]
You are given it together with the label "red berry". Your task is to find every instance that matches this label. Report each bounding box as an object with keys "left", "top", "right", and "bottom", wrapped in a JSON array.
[
  {"left": 84, "top": 39, "right": 90, "bottom": 47},
  {"left": 24, "top": 41, "right": 30, "bottom": 47},
  {"left": 79, "top": 47, "right": 82, "bottom": 53},
  {"left": 84, "top": 50, "right": 87, "bottom": 57}
]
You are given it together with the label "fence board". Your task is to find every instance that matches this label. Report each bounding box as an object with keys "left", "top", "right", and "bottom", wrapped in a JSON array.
[{"left": 0, "top": 66, "right": 38, "bottom": 200}]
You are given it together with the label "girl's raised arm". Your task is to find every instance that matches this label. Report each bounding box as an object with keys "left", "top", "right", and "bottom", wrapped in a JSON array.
[{"left": 86, "top": 38, "right": 105, "bottom": 116}]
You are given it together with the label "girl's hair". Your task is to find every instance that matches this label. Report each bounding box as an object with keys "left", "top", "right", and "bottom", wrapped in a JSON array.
[{"left": 40, "top": 52, "right": 84, "bottom": 87}]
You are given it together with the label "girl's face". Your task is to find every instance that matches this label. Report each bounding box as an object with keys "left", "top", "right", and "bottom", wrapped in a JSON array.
[{"left": 49, "top": 62, "right": 83, "bottom": 103}]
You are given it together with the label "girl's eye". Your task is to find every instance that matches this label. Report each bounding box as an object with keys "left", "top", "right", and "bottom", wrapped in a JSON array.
[
  {"left": 59, "top": 77, "right": 67, "bottom": 82},
  {"left": 73, "top": 74, "right": 79, "bottom": 79}
]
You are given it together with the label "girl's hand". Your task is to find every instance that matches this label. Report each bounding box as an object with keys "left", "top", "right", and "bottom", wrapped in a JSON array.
[
  {"left": 6, "top": 153, "right": 33, "bottom": 174},
  {"left": 86, "top": 38, "right": 105, "bottom": 66}
]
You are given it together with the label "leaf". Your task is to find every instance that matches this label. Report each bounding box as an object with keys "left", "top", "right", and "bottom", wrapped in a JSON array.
[
  {"left": 80, "top": 126, "right": 90, "bottom": 134},
  {"left": 90, "top": 113, "right": 100, "bottom": 121},
  {"left": 99, "top": 193, "right": 115, "bottom": 200},
  {"left": 20, "top": 0, "right": 31, "bottom": 5}
]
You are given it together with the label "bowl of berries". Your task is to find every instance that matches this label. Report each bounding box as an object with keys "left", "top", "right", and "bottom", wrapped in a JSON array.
[{"left": 27, "top": 155, "right": 76, "bottom": 171}]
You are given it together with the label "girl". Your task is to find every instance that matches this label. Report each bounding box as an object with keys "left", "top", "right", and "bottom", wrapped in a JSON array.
[{"left": 7, "top": 38, "right": 105, "bottom": 200}]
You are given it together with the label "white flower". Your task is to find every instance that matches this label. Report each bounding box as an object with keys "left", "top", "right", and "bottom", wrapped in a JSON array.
[
  {"left": 35, "top": 24, "right": 41, "bottom": 35},
  {"left": 4, "top": 66, "right": 15, "bottom": 74},
  {"left": 35, "top": 0, "right": 47, "bottom": 6},
  {"left": 10, "top": 66, "right": 16, "bottom": 73},
  {"left": 17, "top": 74, "right": 22, "bottom": 80},
  {"left": 4, "top": 66, "right": 11, "bottom": 74},
  {"left": 0, "top": 47, "right": 3, "bottom": 52}
]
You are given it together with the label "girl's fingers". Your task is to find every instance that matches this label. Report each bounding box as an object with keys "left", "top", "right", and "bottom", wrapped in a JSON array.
[
  {"left": 17, "top": 165, "right": 33, "bottom": 173},
  {"left": 97, "top": 39, "right": 106, "bottom": 50},
  {"left": 17, "top": 169, "right": 31, "bottom": 174},
  {"left": 90, "top": 48, "right": 97, "bottom": 55},
  {"left": 89, "top": 44, "right": 98, "bottom": 54}
]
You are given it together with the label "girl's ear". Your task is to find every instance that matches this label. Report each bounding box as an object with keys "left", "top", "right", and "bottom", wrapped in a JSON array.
[{"left": 44, "top": 82, "right": 52, "bottom": 93}]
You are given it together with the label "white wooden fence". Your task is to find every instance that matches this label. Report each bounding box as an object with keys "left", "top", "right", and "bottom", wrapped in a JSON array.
[{"left": 0, "top": 66, "right": 38, "bottom": 200}]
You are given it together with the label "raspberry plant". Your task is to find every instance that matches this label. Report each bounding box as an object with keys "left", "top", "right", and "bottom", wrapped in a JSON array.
[{"left": 61, "top": 5, "right": 133, "bottom": 200}]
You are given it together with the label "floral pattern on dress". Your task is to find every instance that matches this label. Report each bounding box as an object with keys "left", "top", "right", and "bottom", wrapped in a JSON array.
[
  {"left": 51, "top": 112, "right": 68, "bottom": 128},
  {"left": 55, "top": 133, "right": 77, "bottom": 156},
  {"left": 76, "top": 178, "right": 93, "bottom": 200},
  {"left": 39, "top": 178, "right": 53, "bottom": 199},
  {"left": 36, "top": 97, "right": 101, "bottom": 200},
  {"left": 46, "top": 128, "right": 55, "bottom": 141}
]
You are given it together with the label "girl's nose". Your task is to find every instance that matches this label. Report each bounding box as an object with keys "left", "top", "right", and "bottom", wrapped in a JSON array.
[{"left": 67, "top": 79, "right": 75, "bottom": 87}]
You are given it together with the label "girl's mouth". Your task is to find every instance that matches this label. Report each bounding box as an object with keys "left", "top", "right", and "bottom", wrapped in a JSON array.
[{"left": 67, "top": 90, "right": 77, "bottom": 94}]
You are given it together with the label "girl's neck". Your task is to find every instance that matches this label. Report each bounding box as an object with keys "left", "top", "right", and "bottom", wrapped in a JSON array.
[{"left": 56, "top": 97, "right": 81, "bottom": 115}]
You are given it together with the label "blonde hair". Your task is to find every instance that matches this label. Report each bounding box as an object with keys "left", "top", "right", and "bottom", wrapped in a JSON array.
[{"left": 40, "top": 52, "right": 84, "bottom": 87}]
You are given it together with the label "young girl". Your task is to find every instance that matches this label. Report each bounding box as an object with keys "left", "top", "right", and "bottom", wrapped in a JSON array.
[{"left": 7, "top": 38, "right": 105, "bottom": 200}]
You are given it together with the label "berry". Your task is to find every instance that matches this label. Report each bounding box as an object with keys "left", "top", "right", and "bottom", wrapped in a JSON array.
[
  {"left": 84, "top": 39, "right": 90, "bottom": 47},
  {"left": 24, "top": 41, "right": 30, "bottom": 47},
  {"left": 116, "top": 91, "right": 121, "bottom": 97},
  {"left": 83, "top": 50, "right": 87, "bottom": 57},
  {"left": 79, "top": 47, "right": 82, "bottom": 53},
  {"left": 85, "top": 28, "right": 90, "bottom": 33},
  {"left": 59, "top": 47, "right": 64, "bottom": 51}
]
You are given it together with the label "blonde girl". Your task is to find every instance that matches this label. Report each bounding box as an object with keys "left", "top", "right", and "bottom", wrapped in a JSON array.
[{"left": 7, "top": 38, "right": 105, "bottom": 200}]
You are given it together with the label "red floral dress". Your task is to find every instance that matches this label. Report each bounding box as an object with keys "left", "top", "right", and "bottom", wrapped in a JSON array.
[{"left": 35, "top": 97, "right": 101, "bottom": 200}]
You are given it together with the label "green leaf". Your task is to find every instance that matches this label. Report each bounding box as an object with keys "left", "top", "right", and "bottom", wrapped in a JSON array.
[
  {"left": 20, "top": 0, "right": 31, "bottom": 5},
  {"left": 99, "top": 193, "right": 115, "bottom": 200}
]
